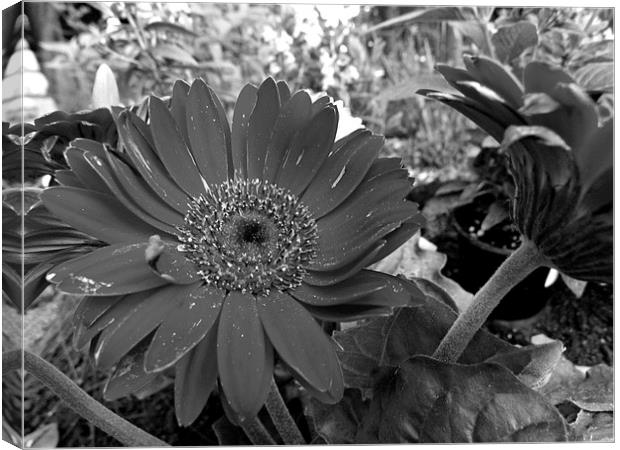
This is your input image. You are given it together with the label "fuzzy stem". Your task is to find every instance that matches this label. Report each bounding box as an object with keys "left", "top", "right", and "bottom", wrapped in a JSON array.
[
  {"left": 433, "top": 240, "right": 545, "bottom": 363},
  {"left": 265, "top": 379, "right": 305, "bottom": 445},
  {"left": 3, "top": 349, "right": 168, "bottom": 447},
  {"left": 240, "top": 417, "right": 276, "bottom": 445}
]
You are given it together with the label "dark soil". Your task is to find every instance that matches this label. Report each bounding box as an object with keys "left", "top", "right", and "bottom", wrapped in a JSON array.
[
  {"left": 488, "top": 282, "right": 613, "bottom": 366},
  {"left": 433, "top": 219, "right": 551, "bottom": 321},
  {"left": 452, "top": 193, "right": 519, "bottom": 252}
]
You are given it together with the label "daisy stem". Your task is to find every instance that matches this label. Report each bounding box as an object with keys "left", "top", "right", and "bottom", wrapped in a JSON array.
[
  {"left": 2, "top": 349, "right": 168, "bottom": 447},
  {"left": 240, "top": 416, "right": 276, "bottom": 445},
  {"left": 265, "top": 378, "right": 306, "bottom": 445},
  {"left": 432, "top": 239, "right": 545, "bottom": 363}
]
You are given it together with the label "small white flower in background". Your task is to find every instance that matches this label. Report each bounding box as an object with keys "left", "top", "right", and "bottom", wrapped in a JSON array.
[
  {"left": 340, "top": 64, "right": 360, "bottom": 85},
  {"left": 307, "top": 91, "right": 364, "bottom": 141},
  {"left": 262, "top": 26, "right": 293, "bottom": 53},
  {"left": 287, "top": 5, "right": 361, "bottom": 48},
  {"left": 91, "top": 63, "right": 121, "bottom": 108},
  {"left": 104, "top": 16, "right": 123, "bottom": 34},
  {"left": 314, "top": 5, "right": 361, "bottom": 28},
  {"left": 268, "top": 62, "right": 282, "bottom": 75},
  {"left": 319, "top": 50, "right": 337, "bottom": 91}
]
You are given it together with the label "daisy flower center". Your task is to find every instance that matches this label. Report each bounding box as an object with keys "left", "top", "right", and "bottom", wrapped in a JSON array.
[
  {"left": 177, "top": 178, "right": 318, "bottom": 295},
  {"left": 227, "top": 212, "right": 275, "bottom": 249}
]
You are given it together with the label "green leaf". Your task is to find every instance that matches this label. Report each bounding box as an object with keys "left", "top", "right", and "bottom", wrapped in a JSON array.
[
  {"left": 451, "top": 21, "right": 491, "bottom": 55},
  {"left": 152, "top": 43, "right": 198, "bottom": 66},
  {"left": 365, "top": 6, "right": 478, "bottom": 33},
  {"left": 335, "top": 281, "right": 567, "bottom": 398},
  {"left": 463, "top": 55, "right": 524, "bottom": 107},
  {"left": 370, "top": 233, "right": 473, "bottom": 312},
  {"left": 304, "top": 390, "right": 368, "bottom": 444},
  {"left": 502, "top": 125, "right": 570, "bottom": 151},
  {"left": 479, "top": 200, "right": 510, "bottom": 232},
  {"left": 524, "top": 62, "right": 575, "bottom": 95},
  {"left": 357, "top": 356, "right": 568, "bottom": 443},
  {"left": 333, "top": 281, "right": 512, "bottom": 395},
  {"left": 573, "top": 62, "right": 613, "bottom": 93},
  {"left": 570, "top": 411, "right": 613, "bottom": 442},
  {"left": 377, "top": 74, "right": 458, "bottom": 103},
  {"left": 538, "top": 353, "right": 587, "bottom": 405},
  {"left": 492, "top": 21, "right": 538, "bottom": 63},
  {"left": 475, "top": 6, "right": 495, "bottom": 22},
  {"left": 569, "top": 364, "right": 613, "bottom": 412},
  {"left": 539, "top": 83, "right": 599, "bottom": 155},
  {"left": 485, "top": 340, "right": 564, "bottom": 389},
  {"left": 596, "top": 93, "right": 613, "bottom": 123},
  {"left": 519, "top": 92, "right": 561, "bottom": 115},
  {"left": 560, "top": 274, "right": 587, "bottom": 298},
  {"left": 144, "top": 21, "right": 198, "bottom": 37},
  {"left": 568, "top": 39, "right": 613, "bottom": 69}
]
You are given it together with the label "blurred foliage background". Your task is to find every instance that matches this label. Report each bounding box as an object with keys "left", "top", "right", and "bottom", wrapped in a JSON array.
[
  {"left": 4, "top": 3, "right": 612, "bottom": 184},
  {"left": 2, "top": 3, "right": 614, "bottom": 447}
]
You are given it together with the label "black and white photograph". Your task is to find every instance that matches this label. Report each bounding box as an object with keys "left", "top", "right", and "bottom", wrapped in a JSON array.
[{"left": 1, "top": 2, "right": 615, "bottom": 446}]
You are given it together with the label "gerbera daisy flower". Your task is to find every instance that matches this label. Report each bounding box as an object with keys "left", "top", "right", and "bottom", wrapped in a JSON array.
[
  {"left": 502, "top": 117, "right": 612, "bottom": 283},
  {"left": 418, "top": 56, "right": 612, "bottom": 283},
  {"left": 41, "top": 77, "right": 424, "bottom": 424}
]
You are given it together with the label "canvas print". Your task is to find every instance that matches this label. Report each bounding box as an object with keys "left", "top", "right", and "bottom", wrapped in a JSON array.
[{"left": 1, "top": 2, "right": 613, "bottom": 446}]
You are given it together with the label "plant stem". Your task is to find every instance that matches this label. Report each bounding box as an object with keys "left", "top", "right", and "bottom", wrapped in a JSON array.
[
  {"left": 433, "top": 240, "right": 545, "bottom": 363},
  {"left": 3, "top": 350, "right": 168, "bottom": 447},
  {"left": 240, "top": 416, "right": 276, "bottom": 445},
  {"left": 265, "top": 379, "right": 305, "bottom": 445},
  {"left": 481, "top": 21, "right": 497, "bottom": 60}
]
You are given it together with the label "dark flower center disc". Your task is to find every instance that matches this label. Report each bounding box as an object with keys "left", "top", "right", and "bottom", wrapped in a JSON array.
[
  {"left": 177, "top": 178, "right": 318, "bottom": 295},
  {"left": 232, "top": 214, "right": 273, "bottom": 246}
]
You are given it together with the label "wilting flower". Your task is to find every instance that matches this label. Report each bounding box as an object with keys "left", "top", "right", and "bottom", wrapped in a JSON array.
[
  {"left": 418, "top": 56, "right": 612, "bottom": 283},
  {"left": 42, "top": 78, "right": 424, "bottom": 424},
  {"left": 502, "top": 118, "right": 612, "bottom": 283}
]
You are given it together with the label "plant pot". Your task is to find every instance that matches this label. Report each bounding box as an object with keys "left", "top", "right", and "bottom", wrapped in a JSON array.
[{"left": 450, "top": 195, "right": 551, "bottom": 321}]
